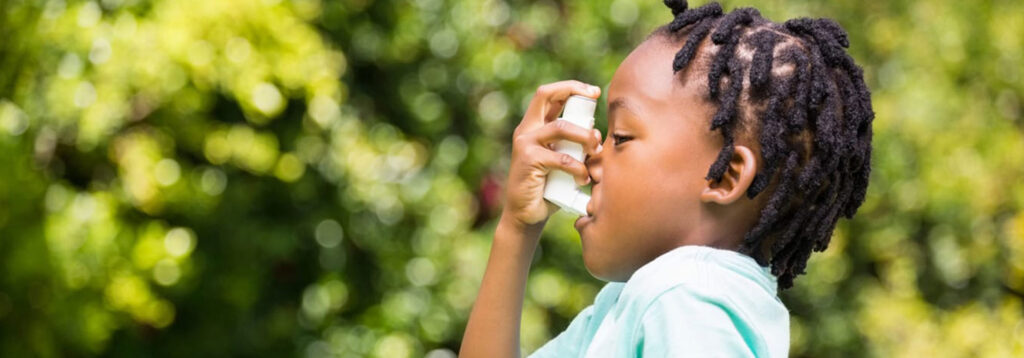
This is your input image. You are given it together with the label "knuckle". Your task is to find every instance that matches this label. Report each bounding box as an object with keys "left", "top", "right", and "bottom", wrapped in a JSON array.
[
  {"left": 572, "top": 81, "right": 591, "bottom": 93},
  {"left": 517, "top": 146, "right": 532, "bottom": 161},
  {"left": 517, "top": 139, "right": 534, "bottom": 153},
  {"left": 512, "top": 135, "right": 526, "bottom": 150},
  {"left": 536, "top": 84, "right": 552, "bottom": 96},
  {"left": 560, "top": 153, "right": 573, "bottom": 166},
  {"left": 553, "top": 119, "right": 568, "bottom": 131}
]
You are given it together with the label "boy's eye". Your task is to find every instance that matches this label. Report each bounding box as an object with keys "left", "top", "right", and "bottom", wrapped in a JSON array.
[{"left": 612, "top": 134, "right": 633, "bottom": 146}]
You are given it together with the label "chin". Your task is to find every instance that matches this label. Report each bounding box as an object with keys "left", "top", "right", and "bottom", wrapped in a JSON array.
[{"left": 581, "top": 249, "right": 631, "bottom": 282}]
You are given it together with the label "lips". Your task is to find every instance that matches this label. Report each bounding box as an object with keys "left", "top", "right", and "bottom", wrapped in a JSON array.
[
  {"left": 575, "top": 186, "right": 597, "bottom": 233},
  {"left": 574, "top": 214, "right": 592, "bottom": 233}
]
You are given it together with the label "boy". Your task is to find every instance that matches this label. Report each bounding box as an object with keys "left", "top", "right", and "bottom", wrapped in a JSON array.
[{"left": 460, "top": 1, "right": 873, "bottom": 356}]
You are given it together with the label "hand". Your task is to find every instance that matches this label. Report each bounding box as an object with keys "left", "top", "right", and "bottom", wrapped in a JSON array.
[{"left": 502, "top": 80, "right": 603, "bottom": 230}]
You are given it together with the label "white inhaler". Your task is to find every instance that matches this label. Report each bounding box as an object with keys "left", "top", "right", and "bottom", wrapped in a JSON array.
[{"left": 543, "top": 95, "right": 595, "bottom": 216}]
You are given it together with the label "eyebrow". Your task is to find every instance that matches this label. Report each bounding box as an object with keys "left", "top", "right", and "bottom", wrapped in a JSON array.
[
  {"left": 608, "top": 97, "right": 639, "bottom": 126},
  {"left": 609, "top": 97, "right": 629, "bottom": 114}
]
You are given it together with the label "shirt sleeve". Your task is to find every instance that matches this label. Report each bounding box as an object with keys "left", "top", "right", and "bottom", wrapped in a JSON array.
[
  {"left": 635, "top": 287, "right": 760, "bottom": 358},
  {"left": 529, "top": 282, "right": 625, "bottom": 358},
  {"left": 527, "top": 304, "right": 596, "bottom": 358}
]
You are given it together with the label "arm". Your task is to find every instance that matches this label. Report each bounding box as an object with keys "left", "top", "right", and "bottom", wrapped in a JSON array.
[
  {"left": 459, "top": 80, "right": 603, "bottom": 357},
  {"left": 459, "top": 215, "right": 543, "bottom": 358}
]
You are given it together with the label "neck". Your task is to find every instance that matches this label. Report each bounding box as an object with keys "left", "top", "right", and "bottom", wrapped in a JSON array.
[{"left": 682, "top": 218, "right": 747, "bottom": 252}]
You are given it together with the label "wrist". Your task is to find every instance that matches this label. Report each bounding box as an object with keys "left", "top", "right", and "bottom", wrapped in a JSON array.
[
  {"left": 493, "top": 213, "right": 545, "bottom": 266},
  {"left": 497, "top": 211, "right": 546, "bottom": 240}
]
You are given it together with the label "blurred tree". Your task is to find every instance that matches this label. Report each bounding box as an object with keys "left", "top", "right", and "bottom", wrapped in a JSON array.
[{"left": 0, "top": 0, "right": 1021, "bottom": 357}]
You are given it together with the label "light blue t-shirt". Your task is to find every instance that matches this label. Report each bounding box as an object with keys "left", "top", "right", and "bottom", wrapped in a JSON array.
[{"left": 528, "top": 245, "right": 789, "bottom": 357}]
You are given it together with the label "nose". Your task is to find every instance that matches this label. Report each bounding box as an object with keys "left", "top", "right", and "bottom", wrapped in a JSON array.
[{"left": 585, "top": 146, "right": 603, "bottom": 184}]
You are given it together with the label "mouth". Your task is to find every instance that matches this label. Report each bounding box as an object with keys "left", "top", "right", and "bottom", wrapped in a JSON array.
[{"left": 574, "top": 214, "right": 592, "bottom": 233}]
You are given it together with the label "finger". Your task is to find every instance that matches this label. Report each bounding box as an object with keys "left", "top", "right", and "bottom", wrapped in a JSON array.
[
  {"left": 532, "top": 148, "right": 590, "bottom": 185},
  {"left": 519, "top": 80, "right": 601, "bottom": 131},
  {"left": 592, "top": 128, "right": 603, "bottom": 155},
  {"left": 533, "top": 119, "right": 601, "bottom": 155}
]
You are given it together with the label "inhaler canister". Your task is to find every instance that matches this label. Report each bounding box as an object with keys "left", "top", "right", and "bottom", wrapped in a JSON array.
[{"left": 542, "top": 95, "right": 595, "bottom": 216}]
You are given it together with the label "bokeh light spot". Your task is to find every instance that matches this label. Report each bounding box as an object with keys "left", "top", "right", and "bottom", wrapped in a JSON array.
[
  {"left": 609, "top": 0, "right": 639, "bottom": 27},
  {"left": 58, "top": 53, "right": 83, "bottom": 79},
  {"left": 77, "top": 1, "right": 101, "bottom": 28},
  {"left": 164, "top": 227, "right": 195, "bottom": 258},
  {"left": 274, "top": 153, "right": 305, "bottom": 182},
  {"left": 315, "top": 219, "right": 344, "bottom": 248},
  {"left": 153, "top": 259, "right": 181, "bottom": 286},
  {"left": 89, "top": 38, "right": 112, "bottom": 64},
  {"left": 252, "top": 82, "right": 284, "bottom": 116},
  {"left": 225, "top": 37, "right": 252, "bottom": 64},
  {"left": 74, "top": 81, "right": 97, "bottom": 108},
  {"left": 154, "top": 159, "right": 181, "bottom": 187},
  {"left": 429, "top": 29, "right": 458, "bottom": 58},
  {"left": 199, "top": 167, "right": 227, "bottom": 195},
  {"left": 0, "top": 100, "right": 28, "bottom": 136},
  {"left": 405, "top": 257, "right": 438, "bottom": 286}
]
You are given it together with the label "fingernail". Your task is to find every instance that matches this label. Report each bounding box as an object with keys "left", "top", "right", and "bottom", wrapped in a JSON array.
[
  {"left": 590, "top": 86, "right": 600, "bottom": 94},
  {"left": 596, "top": 144, "right": 603, "bottom": 153}
]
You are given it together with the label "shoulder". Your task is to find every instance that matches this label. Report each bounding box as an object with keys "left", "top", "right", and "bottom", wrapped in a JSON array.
[
  {"left": 619, "top": 246, "right": 791, "bottom": 357},
  {"left": 630, "top": 283, "right": 789, "bottom": 357},
  {"left": 620, "top": 245, "right": 782, "bottom": 307}
]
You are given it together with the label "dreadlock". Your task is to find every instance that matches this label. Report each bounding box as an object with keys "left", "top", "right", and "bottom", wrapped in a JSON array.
[{"left": 656, "top": 0, "right": 874, "bottom": 290}]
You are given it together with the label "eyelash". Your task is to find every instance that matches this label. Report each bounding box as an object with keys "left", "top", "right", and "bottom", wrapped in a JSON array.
[{"left": 611, "top": 134, "right": 633, "bottom": 146}]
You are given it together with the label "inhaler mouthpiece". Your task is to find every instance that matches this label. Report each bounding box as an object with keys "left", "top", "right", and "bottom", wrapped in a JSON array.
[{"left": 543, "top": 95, "right": 595, "bottom": 216}]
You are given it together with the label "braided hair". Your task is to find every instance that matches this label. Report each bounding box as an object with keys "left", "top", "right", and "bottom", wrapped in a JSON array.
[{"left": 655, "top": 0, "right": 874, "bottom": 289}]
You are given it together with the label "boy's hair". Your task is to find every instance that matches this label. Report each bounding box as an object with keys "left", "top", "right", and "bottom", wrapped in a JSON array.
[{"left": 653, "top": 0, "right": 874, "bottom": 289}]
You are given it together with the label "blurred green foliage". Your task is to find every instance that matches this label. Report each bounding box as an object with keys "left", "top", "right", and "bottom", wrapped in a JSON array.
[{"left": 0, "top": 0, "right": 1022, "bottom": 356}]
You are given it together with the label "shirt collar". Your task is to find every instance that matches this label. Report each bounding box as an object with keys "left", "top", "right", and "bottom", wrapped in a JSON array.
[{"left": 629, "top": 244, "right": 779, "bottom": 296}]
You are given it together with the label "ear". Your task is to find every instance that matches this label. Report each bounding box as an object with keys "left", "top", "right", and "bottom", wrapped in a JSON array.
[{"left": 700, "top": 145, "right": 758, "bottom": 205}]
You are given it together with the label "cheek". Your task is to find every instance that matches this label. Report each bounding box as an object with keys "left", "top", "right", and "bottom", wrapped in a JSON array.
[
  {"left": 651, "top": 138, "right": 713, "bottom": 196},
  {"left": 623, "top": 148, "right": 698, "bottom": 202},
  {"left": 598, "top": 146, "right": 702, "bottom": 234},
  {"left": 596, "top": 158, "right": 673, "bottom": 233}
]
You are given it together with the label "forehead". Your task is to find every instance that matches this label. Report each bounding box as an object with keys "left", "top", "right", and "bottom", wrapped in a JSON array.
[
  {"left": 607, "top": 36, "right": 713, "bottom": 124},
  {"left": 609, "top": 37, "right": 680, "bottom": 105}
]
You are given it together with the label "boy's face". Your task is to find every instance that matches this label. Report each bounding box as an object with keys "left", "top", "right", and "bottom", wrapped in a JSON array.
[{"left": 574, "top": 37, "right": 725, "bottom": 282}]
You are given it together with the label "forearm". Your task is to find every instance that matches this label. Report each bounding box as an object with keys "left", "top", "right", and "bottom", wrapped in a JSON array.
[{"left": 459, "top": 214, "right": 544, "bottom": 358}]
